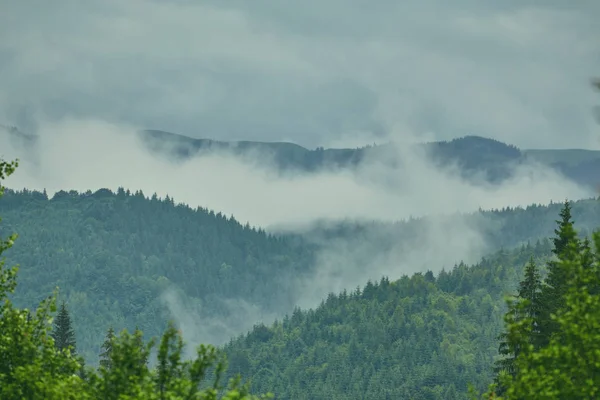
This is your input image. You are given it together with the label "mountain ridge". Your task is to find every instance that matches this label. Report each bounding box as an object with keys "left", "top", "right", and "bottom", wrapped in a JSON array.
[{"left": 2, "top": 124, "right": 600, "bottom": 188}]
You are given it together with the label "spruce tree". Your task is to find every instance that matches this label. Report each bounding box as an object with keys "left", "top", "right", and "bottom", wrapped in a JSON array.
[
  {"left": 494, "top": 257, "right": 542, "bottom": 392},
  {"left": 517, "top": 258, "right": 543, "bottom": 326},
  {"left": 486, "top": 231, "right": 600, "bottom": 399},
  {"left": 580, "top": 237, "right": 599, "bottom": 295},
  {"left": 134, "top": 326, "right": 149, "bottom": 366},
  {"left": 550, "top": 200, "right": 578, "bottom": 260},
  {"left": 51, "top": 301, "right": 77, "bottom": 355},
  {"left": 539, "top": 199, "right": 580, "bottom": 347},
  {"left": 99, "top": 326, "right": 115, "bottom": 370}
]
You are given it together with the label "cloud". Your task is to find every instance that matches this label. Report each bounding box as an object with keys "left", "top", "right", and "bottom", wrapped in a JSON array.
[
  {"left": 1, "top": 118, "right": 592, "bottom": 227},
  {"left": 160, "top": 288, "right": 279, "bottom": 356},
  {"left": 2, "top": 0, "right": 599, "bottom": 352},
  {"left": 0, "top": 117, "right": 595, "bottom": 350},
  {"left": 290, "top": 214, "right": 489, "bottom": 311},
  {"left": 1, "top": 1, "right": 599, "bottom": 149}
]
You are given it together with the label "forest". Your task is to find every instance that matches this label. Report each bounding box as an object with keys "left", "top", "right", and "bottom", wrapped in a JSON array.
[
  {"left": 2, "top": 183, "right": 600, "bottom": 363},
  {"left": 2, "top": 154, "right": 600, "bottom": 398}
]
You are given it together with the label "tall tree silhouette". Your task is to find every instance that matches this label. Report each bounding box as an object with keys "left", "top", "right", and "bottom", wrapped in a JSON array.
[
  {"left": 539, "top": 200, "right": 580, "bottom": 347},
  {"left": 99, "top": 326, "right": 115, "bottom": 370},
  {"left": 494, "top": 257, "right": 543, "bottom": 393},
  {"left": 51, "top": 301, "right": 77, "bottom": 355}
]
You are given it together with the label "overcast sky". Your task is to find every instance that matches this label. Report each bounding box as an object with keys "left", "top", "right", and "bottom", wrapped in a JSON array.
[{"left": 1, "top": 0, "right": 599, "bottom": 149}]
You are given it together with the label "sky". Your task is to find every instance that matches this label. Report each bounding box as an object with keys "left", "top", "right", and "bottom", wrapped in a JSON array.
[
  {"left": 1, "top": 0, "right": 600, "bottom": 350},
  {"left": 1, "top": 0, "right": 599, "bottom": 150}
]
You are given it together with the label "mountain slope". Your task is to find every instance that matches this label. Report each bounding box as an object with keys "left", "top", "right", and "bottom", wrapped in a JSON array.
[
  {"left": 1, "top": 185, "right": 599, "bottom": 365},
  {"left": 137, "top": 130, "right": 600, "bottom": 187},
  {"left": 4, "top": 124, "right": 600, "bottom": 188},
  {"left": 222, "top": 242, "right": 551, "bottom": 400},
  {"left": 0, "top": 188, "right": 315, "bottom": 361}
]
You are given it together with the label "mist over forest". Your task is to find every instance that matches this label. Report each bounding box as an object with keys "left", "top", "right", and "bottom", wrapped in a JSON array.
[{"left": 1, "top": 1, "right": 599, "bottom": 399}]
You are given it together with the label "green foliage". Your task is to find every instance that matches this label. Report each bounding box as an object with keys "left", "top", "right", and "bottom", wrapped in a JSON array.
[
  {"left": 0, "top": 158, "right": 272, "bottom": 400},
  {"left": 4, "top": 150, "right": 600, "bottom": 398},
  {"left": 3, "top": 189, "right": 600, "bottom": 362},
  {"left": 0, "top": 187, "right": 315, "bottom": 361},
  {"left": 539, "top": 200, "right": 580, "bottom": 348},
  {"left": 87, "top": 324, "right": 275, "bottom": 399},
  {"left": 493, "top": 256, "right": 543, "bottom": 390},
  {"left": 222, "top": 243, "right": 552, "bottom": 399},
  {"left": 99, "top": 327, "right": 115, "bottom": 370},
  {"left": 475, "top": 205, "right": 600, "bottom": 399},
  {"left": 52, "top": 301, "right": 77, "bottom": 355},
  {"left": 0, "top": 158, "right": 83, "bottom": 399},
  {"left": 223, "top": 200, "right": 600, "bottom": 399}
]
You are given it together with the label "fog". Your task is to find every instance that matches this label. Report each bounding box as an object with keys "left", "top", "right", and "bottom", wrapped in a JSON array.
[
  {"left": 0, "top": 118, "right": 593, "bottom": 348},
  {"left": 1, "top": 1, "right": 599, "bottom": 149},
  {"left": 0, "top": 119, "right": 590, "bottom": 227}
]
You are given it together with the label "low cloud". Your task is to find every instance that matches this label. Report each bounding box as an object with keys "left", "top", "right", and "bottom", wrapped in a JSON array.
[
  {"left": 160, "top": 288, "right": 279, "bottom": 356},
  {"left": 0, "top": 118, "right": 594, "bottom": 348},
  {"left": 1, "top": 1, "right": 599, "bottom": 149},
  {"left": 1, "top": 119, "right": 591, "bottom": 227}
]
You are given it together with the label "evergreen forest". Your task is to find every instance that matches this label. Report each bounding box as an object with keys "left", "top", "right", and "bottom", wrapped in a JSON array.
[
  {"left": 2, "top": 151, "right": 600, "bottom": 398},
  {"left": 2, "top": 1, "right": 599, "bottom": 398}
]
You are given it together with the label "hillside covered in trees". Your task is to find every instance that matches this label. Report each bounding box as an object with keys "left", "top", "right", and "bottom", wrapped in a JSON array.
[
  {"left": 0, "top": 158, "right": 273, "bottom": 400},
  {"left": 222, "top": 201, "right": 600, "bottom": 399},
  {"left": 221, "top": 241, "right": 543, "bottom": 399},
  {"left": 2, "top": 156, "right": 600, "bottom": 398},
  {"left": 1, "top": 185, "right": 600, "bottom": 364},
  {"left": 0, "top": 188, "right": 315, "bottom": 362}
]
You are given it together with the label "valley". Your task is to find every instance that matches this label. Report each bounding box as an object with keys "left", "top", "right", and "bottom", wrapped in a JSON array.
[{"left": 1, "top": 2, "right": 599, "bottom": 397}]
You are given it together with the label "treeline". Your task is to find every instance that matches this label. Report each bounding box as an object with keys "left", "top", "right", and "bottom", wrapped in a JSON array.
[
  {"left": 486, "top": 200, "right": 600, "bottom": 398},
  {"left": 0, "top": 186, "right": 315, "bottom": 361},
  {"left": 221, "top": 201, "right": 600, "bottom": 399},
  {"left": 3, "top": 155, "right": 600, "bottom": 398},
  {"left": 221, "top": 243, "right": 545, "bottom": 399},
  {"left": 0, "top": 159, "right": 270, "bottom": 399},
  {"left": 1, "top": 184, "right": 600, "bottom": 364}
]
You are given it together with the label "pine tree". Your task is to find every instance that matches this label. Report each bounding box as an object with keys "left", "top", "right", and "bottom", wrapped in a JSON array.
[
  {"left": 51, "top": 301, "right": 77, "bottom": 355},
  {"left": 580, "top": 237, "right": 599, "bottom": 295},
  {"left": 550, "top": 200, "right": 578, "bottom": 260},
  {"left": 485, "top": 231, "right": 600, "bottom": 399},
  {"left": 494, "top": 257, "right": 542, "bottom": 392},
  {"left": 517, "top": 257, "right": 543, "bottom": 338},
  {"left": 539, "top": 199, "right": 581, "bottom": 347},
  {"left": 134, "top": 326, "right": 149, "bottom": 366},
  {"left": 99, "top": 326, "right": 115, "bottom": 370}
]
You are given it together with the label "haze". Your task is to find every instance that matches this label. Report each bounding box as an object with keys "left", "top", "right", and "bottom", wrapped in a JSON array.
[
  {"left": 1, "top": 0, "right": 599, "bottom": 149},
  {"left": 1, "top": 0, "right": 599, "bottom": 350}
]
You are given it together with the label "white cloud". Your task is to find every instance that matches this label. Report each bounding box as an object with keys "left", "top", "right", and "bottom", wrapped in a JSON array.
[
  {"left": 0, "top": 117, "right": 594, "bottom": 347},
  {"left": 1, "top": 118, "right": 592, "bottom": 227},
  {"left": 1, "top": 1, "right": 598, "bottom": 148},
  {"left": 2, "top": 0, "right": 599, "bottom": 348}
]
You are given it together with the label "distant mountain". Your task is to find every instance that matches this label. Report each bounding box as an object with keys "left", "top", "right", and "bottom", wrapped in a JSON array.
[
  {"left": 2, "top": 124, "right": 600, "bottom": 187},
  {"left": 138, "top": 130, "right": 600, "bottom": 187},
  {"left": 140, "top": 129, "right": 369, "bottom": 172}
]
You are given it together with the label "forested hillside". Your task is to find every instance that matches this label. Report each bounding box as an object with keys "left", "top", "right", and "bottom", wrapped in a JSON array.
[
  {"left": 0, "top": 158, "right": 272, "bottom": 399},
  {"left": 221, "top": 242, "right": 549, "bottom": 399},
  {"left": 287, "top": 197, "right": 600, "bottom": 257},
  {"left": 1, "top": 186, "right": 600, "bottom": 365},
  {"left": 140, "top": 130, "right": 600, "bottom": 187},
  {"left": 222, "top": 199, "right": 600, "bottom": 399},
  {"left": 0, "top": 188, "right": 315, "bottom": 362}
]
